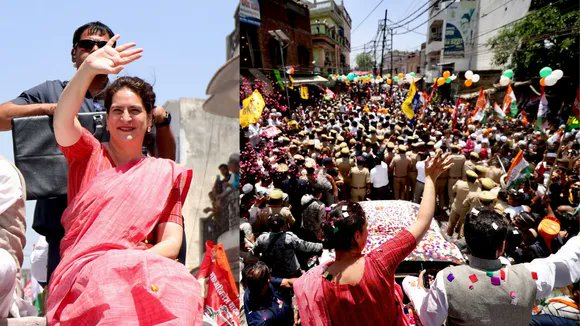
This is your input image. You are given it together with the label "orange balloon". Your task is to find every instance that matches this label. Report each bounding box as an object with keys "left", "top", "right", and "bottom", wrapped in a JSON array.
[
  {"left": 437, "top": 77, "right": 445, "bottom": 86},
  {"left": 540, "top": 78, "right": 545, "bottom": 86},
  {"left": 443, "top": 71, "right": 451, "bottom": 78},
  {"left": 465, "top": 79, "right": 473, "bottom": 87},
  {"left": 387, "top": 79, "right": 392, "bottom": 85}
]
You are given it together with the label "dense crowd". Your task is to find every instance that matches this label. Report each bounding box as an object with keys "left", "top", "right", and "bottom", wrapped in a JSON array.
[{"left": 239, "top": 78, "right": 579, "bottom": 326}]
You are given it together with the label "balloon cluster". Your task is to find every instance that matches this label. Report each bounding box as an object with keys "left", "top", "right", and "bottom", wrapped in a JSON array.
[
  {"left": 499, "top": 69, "right": 514, "bottom": 86},
  {"left": 436, "top": 71, "right": 456, "bottom": 86},
  {"left": 539, "top": 67, "right": 563, "bottom": 86},
  {"left": 463, "top": 70, "right": 480, "bottom": 87}
]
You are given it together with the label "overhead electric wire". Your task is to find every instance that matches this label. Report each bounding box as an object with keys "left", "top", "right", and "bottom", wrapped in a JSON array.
[
  {"left": 352, "top": 0, "right": 385, "bottom": 33},
  {"left": 389, "top": 0, "right": 439, "bottom": 28}
]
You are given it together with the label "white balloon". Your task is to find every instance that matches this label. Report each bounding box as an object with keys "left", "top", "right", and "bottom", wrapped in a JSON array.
[
  {"left": 450, "top": 74, "right": 457, "bottom": 80},
  {"left": 465, "top": 70, "right": 474, "bottom": 80},
  {"left": 544, "top": 74, "right": 558, "bottom": 86},
  {"left": 551, "top": 69, "right": 563, "bottom": 80},
  {"left": 472, "top": 74, "right": 480, "bottom": 83},
  {"left": 398, "top": 79, "right": 404, "bottom": 85},
  {"left": 500, "top": 76, "right": 510, "bottom": 86}
]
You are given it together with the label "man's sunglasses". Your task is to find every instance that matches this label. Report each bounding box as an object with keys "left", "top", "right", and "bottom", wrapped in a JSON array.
[{"left": 75, "top": 39, "right": 110, "bottom": 50}]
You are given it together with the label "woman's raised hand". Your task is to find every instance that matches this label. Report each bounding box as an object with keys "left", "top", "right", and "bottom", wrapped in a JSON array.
[
  {"left": 82, "top": 35, "right": 143, "bottom": 75},
  {"left": 425, "top": 149, "right": 452, "bottom": 181}
]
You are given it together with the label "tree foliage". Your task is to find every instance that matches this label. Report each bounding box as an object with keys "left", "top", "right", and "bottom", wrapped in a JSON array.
[
  {"left": 487, "top": 1, "right": 579, "bottom": 81},
  {"left": 355, "top": 53, "right": 373, "bottom": 71}
]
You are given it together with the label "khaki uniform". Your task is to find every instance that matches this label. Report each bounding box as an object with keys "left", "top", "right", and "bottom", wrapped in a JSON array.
[
  {"left": 486, "top": 166, "right": 503, "bottom": 184},
  {"left": 390, "top": 154, "right": 410, "bottom": 200},
  {"left": 436, "top": 168, "right": 449, "bottom": 211},
  {"left": 255, "top": 206, "right": 295, "bottom": 236},
  {"left": 447, "top": 181, "right": 478, "bottom": 237},
  {"left": 447, "top": 154, "right": 466, "bottom": 203},
  {"left": 350, "top": 166, "right": 370, "bottom": 202},
  {"left": 463, "top": 159, "right": 477, "bottom": 179},
  {"left": 337, "top": 157, "right": 353, "bottom": 185},
  {"left": 406, "top": 151, "right": 419, "bottom": 201},
  {"left": 384, "top": 151, "right": 395, "bottom": 199}
]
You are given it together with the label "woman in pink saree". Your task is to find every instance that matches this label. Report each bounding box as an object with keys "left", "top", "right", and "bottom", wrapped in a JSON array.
[{"left": 46, "top": 35, "right": 202, "bottom": 325}]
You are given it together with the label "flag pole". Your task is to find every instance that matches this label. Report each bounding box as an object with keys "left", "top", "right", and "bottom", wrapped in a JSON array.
[{"left": 496, "top": 155, "right": 506, "bottom": 173}]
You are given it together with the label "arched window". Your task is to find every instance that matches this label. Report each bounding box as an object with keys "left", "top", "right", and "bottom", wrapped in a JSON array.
[{"left": 269, "top": 39, "right": 287, "bottom": 67}]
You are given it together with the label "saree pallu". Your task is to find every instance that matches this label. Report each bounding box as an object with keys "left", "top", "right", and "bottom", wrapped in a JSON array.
[{"left": 46, "top": 156, "right": 202, "bottom": 325}]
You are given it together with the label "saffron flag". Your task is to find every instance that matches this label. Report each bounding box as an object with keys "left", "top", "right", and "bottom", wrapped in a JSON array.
[
  {"left": 197, "top": 241, "right": 240, "bottom": 326},
  {"left": 402, "top": 81, "right": 420, "bottom": 119},
  {"left": 503, "top": 84, "right": 518, "bottom": 118},
  {"left": 506, "top": 150, "right": 531, "bottom": 189},
  {"left": 240, "top": 89, "right": 265, "bottom": 128},
  {"left": 300, "top": 85, "right": 309, "bottom": 99}
]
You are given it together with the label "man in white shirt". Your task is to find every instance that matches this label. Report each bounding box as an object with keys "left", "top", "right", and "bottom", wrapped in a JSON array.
[
  {"left": 403, "top": 208, "right": 580, "bottom": 326},
  {"left": 370, "top": 157, "right": 389, "bottom": 200},
  {"left": 413, "top": 153, "right": 427, "bottom": 203}
]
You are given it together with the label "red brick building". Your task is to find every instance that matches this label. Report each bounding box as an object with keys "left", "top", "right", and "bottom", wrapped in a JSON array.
[{"left": 240, "top": 0, "right": 313, "bottom": 73}]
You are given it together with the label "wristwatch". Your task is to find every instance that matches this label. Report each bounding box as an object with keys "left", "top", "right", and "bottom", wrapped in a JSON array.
[{"left": 156, "top": 111, "right": 172, "bottom": 127}]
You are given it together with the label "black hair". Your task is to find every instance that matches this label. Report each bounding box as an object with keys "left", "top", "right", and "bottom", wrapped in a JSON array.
[
  {"left": 321, "top": 202, "right": 366, "bottom": 251},
  {"left": 72, "top": 21, "right": 115, "bottom": 47},
  {"left": 104, "top": 77, "right": 156, "bottom": 114},
  {"left": 241, "top": 261, "right": 270, "bottom": 294},
  {"left": 268, "top": 214, "right": 285, "bottom": 232},
  {"left": 464, "top": 207, "right": 509, "bottom": 259},
  {"left": 218, "top": 164, "right": 228, "bottom": 170}
]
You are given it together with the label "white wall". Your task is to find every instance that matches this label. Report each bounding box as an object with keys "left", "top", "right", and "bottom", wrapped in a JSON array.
[
  {"left": 474, "top": 0, "right": 531, "bottom": 70},
  {"left": 164, "top": 98, "right": 239, "bottom": 270}
]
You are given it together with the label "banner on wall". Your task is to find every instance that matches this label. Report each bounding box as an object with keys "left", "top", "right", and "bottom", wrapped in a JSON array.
[
  {"left": 240, "top": 0, "right": 261, "bottom": 26},
  {"left": 443, "top": 0, "right": 477, "bottom": 58}
]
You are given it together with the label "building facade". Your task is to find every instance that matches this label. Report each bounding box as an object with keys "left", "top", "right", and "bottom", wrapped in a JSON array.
[
  {"left": 423, "top": 0, "right": 531, "bottom": 80},
  {"left": 240, "top": 0, "right": 314, "bottom": 73},
  {"left": 307, "top": 0, "right": 352, "bottom": 74}
]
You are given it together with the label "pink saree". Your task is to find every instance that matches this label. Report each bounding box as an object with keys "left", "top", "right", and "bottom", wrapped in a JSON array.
[{"left": 46, "top": 130, "right": 202, "bottom": 325}]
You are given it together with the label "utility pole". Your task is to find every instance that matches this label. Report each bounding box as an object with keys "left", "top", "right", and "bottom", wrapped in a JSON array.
[
  {"left": 363, "top": 43, "right": 366, "bottom": 71},
  {"left": 390, "top": 28, "right": 393, "bottom": 78},
  {"left": 373, "top": 40, "right": 377, "bottom": 73},
  {"left": 379, "top": 9, "right": 387, "bottom": 76}
]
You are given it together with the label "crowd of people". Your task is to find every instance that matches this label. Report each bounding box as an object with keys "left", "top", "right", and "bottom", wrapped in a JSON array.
[{"left": 239, "top": 77, "right": 580, "bottom": 325}]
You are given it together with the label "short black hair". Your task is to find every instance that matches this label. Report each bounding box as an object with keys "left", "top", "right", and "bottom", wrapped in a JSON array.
[
  {"left": 242, "top": 261, "right": 270, "bottom": 294},
  {"left": 464, "top": 207, "right": 509, "bottom": 259},
  {"left": 218, "top": 164, "right": 228, "bottom": 170},
  {"left": 73, "top": 21, "right": 114, "bottom": 47}
]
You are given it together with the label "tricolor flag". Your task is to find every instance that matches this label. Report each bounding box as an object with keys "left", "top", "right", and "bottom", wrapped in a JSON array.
[
  {"left": 493, "top": 102, "right": 506, "bottom": 119},
  {"left": 503, "top": 84, "right": 518, "bottom": 118},
  {"left": 506, "top": 150, "right": 531, "bottom": 189},
  {"left": 402, "top": 81, "right": 420, "bottom": 119},
  {"left": 536, "top": 92, "right": 549, "bottom": 132}
]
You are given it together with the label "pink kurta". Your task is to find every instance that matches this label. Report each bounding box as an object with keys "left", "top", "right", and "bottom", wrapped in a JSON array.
[
  {"left": 46, "top": 129, "right": 202, "bottom": 325},
  {"left": 294, "top": 230, "right": 416, "bottom": 326}
]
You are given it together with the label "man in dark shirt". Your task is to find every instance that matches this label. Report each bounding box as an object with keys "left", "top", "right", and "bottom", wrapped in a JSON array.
[
  {"left": 242, "top": 261, "right": 294, "bottom": 326},
  {"left": 0, "top": 21, "right": 176, "bottom": 283}
]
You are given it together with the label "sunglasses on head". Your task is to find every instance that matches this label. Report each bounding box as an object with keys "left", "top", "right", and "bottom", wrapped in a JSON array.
[{"left": 75, "top": 39, "right": 109, "bottom": 50}]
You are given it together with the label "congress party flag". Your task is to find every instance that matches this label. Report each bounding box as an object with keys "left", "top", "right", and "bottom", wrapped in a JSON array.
[{"left": 503, "top": 84, "right": 518, "bottom": 118}]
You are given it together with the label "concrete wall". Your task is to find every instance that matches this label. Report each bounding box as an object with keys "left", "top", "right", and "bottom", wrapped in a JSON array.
[
  {"left": 164, "top": 98, "right": 239, "bottom": 271},
  {"left": 474, "top": 0, "right": 531, "bottom": 70}
]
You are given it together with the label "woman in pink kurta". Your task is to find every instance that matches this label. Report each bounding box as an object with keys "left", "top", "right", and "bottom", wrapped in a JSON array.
[
  {"left": 46, "top": 35, "right": 202, "bottom": 325},
  {"left": 294, "top": 152, "right": 452, "bottom": 326}
]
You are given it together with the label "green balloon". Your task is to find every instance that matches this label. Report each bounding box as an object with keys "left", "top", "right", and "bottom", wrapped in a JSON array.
[
  {"left": 503, "top": 69, "right": 514, "bottom": 79},
  {"left": 446, "top": 77, "right": 452, "bottom": 84},
  {"left": 394, "top": 76, "right": 399, "bottom": 82},
  {"left": 539, "top": 67, "right": 552, "bottom": 78},
  {"left": 410, "top": 72, "right": 416, "bottom": 77}
]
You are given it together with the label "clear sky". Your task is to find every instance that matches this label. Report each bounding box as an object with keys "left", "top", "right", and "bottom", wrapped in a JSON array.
[
  {"left": 0, "top": 0, "right": 237, "bottom": 269},
  {"left": 343, "top": 0, "right": 430, "bottom": 66}
]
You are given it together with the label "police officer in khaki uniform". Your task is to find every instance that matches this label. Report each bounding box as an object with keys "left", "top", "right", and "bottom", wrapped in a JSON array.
[
  {"left": 407, "top": 140, "right": 420, "bottom": 201},
  {"left": 463, "top": 177, "right": 498, "bottom": 214},
  {"left": 337, "top": 147, "right": 353, "bottom": 200},
  {"left": 436, "top": 162, "right": 450, "bottom": 213},
  {"left": 446, "top": 170, "right": 479, "bottom": 239},
  {"left": 447, "top": 145, "right": 466, "bottom": 204},
  {"left": 486, "top": 157, "right": 504, "bottom": 184},
  {"left": 463, "top": 152, "right": 479, "bottom": 179},
  {"left": 350, "top": 156, "right": 370, "bottom": 202},
  {"left": 390, "top": 145, "right": 410, "bottom": 200}
]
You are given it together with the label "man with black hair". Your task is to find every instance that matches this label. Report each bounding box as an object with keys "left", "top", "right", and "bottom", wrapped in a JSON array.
[
  {"left": 242, "top": 261, "right": 294, "bottom": 326},
  {"left": 0, "top": 22, "right": 176, "bottom": 283},
  {"left": 404, "top": 207, "right": 580, "bottom": 326}
]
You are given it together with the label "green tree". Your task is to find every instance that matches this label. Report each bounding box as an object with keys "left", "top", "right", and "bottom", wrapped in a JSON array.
[
  {"left": 487, "top": 1, "right": 579, "bottom": 81},
  {"left": 355, "top": 53, "right": 373, "bottom": 71}
]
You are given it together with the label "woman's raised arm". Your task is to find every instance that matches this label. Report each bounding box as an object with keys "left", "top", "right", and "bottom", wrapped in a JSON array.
[{"left": 54, "top": 35, "right": 142, "bottom": 147}]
